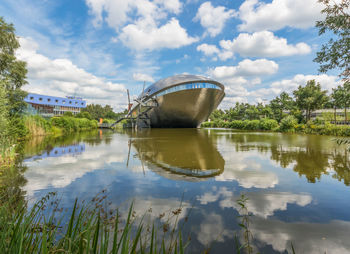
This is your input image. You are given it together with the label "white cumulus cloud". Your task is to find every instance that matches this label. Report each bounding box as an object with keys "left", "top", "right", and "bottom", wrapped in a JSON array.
[
  {"left": 85, "top": 0, "right": 195, "bottom": 51},
  {"left": 194, "top": 1, "right": 236, "bottom": 37},
  {"left": 197, "top": 31, "right": 311, "bottom": 60},
  {"left": 238, "top": 0, "right": 324, "bottom": 32},
  {"left": 120, "top": 18, "right": 198, "bottom": 51},
  {"left": 196, "top": 43, "right": 220, "bottom": 56},
  {"left": 209, "top": 59, "right": 278, "bottom": 79},
  {"left": 133, "top": 73, "right": 155, "bottom": 82},
  {"left": 17, "top": 37, "right": 127, "bottom": 110},
  {"left": 270, "top": 74, "right": 341, "bottom": 95},
  {"left": 221, "top": 31, "right": 311, "bottom": 57}
]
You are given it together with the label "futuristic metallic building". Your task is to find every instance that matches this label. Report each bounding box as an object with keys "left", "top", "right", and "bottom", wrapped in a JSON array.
[{"left": 129, "top": 74, "right": 225, "bottom": 128}]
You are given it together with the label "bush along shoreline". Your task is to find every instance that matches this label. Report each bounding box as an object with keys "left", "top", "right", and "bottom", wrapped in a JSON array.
[
  {"left": 201, "top": 115, "right": 350, "bottom": 137},
  {"left": 24, "top": 115, "right": 98, "bottom": 138}
]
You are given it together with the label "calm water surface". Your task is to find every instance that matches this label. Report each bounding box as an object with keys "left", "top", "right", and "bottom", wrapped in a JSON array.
[{"left": 22, "top": 129, "right": 350, "bottom": 253}]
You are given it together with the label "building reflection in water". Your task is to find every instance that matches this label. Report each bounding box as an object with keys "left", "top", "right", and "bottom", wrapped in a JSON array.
[
  {"left": 126, "top": 129, "right": 225, "bottom": 181},
  {"left": 24, "top": 144, "right": 85, "bottom": 162}
]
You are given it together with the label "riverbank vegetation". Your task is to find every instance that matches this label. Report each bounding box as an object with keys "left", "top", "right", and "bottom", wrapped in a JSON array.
[
  {"left": 0, "top": 17, "right": 28, "bottom": 166},
  {"left": 202, "top": 79, "right": 350, "bottom": 136},
  {"left": 24, "top": 115, "right": 98, "bottom": 137},
  {"left": 0, "top": 192, "right": 188, "bottom": 253}
]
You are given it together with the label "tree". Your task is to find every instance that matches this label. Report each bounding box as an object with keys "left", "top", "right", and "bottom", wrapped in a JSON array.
[
  {"left": 293, "top": 80, "right": 329, "bottom": 121},
  {"left": 75, "top": 111, "right": 92, "bottom": 120},
  {"left": 314, "top": 0, "right": 350, "bottom": 80},
  {"left": 81, "top": 104, "right": 121, "bottom": 120},
  {"left": 245, "top": 104, "right": 259, "bottom": 120},
  {"left": 269, "top": 92, "right": 294, "bottom": 122},
  {"left": 331, "top": 81, "right": 350, "bottom": 123},
  {"left": 209, "top": 109, "right": 225, "bottom": 121},
  {"left": 0, "top": 17, "right": 28, "bottom": 116}
]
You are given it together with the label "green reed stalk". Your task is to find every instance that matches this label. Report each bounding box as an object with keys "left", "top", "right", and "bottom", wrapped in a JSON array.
[{"left": 0, "top": 193, "right": 187, "bottom": 254}]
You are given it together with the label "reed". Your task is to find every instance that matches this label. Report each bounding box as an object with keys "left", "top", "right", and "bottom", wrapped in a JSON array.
[
  {"left": 0, "top": 136, "right": 16, "bottom": 168},
  {"left": 0, "top": 192, "right": 188, "bottom": 253}
]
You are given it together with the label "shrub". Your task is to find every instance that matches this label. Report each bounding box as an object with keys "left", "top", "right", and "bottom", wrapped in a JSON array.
[
  {"left": 294, "top": 124, "right": 306, "bottom": 132},
  {"left": 228, "top": 120, "right": 244, "bottom": 129},
  {"left": 63, "top": 111, "right": 74, "bottom": 117},
  {"left": 243, "top": 120, "right": 260, "bottom": 130},
  {"left": 280, "top": 115, "right": 298, "bottom": 132},
  {"left": 201, "top": 121, "right": 212, "bottom": 128},
  {"left": 24, "top": 115, "right": 51, "bottom": 137},
  {"left": 50, "top": 116, "right": 97, "bottom": 134},
  {"left": 75, "top": 111, "right": 92, "bottom": 120},
  {"left": 211, "top": 120, "right": 226, "bottom": 128},
  {"left": 259, "top": 119, "right": 279, "bottom": 130},
  {"left": 7, "top": 117, "right": 28, "bottom": 139}
]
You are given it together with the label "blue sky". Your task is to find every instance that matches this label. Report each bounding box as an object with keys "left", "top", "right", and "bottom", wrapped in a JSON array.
[{"left": 0, "top": 0, "right": 342, "bottom": 110}]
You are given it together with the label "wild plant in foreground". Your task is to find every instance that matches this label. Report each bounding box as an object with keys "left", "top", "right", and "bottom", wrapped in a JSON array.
[
  {"left": 0, "top": 191, "right": 188, "bottom": 253},
  {"left": 235, "top": 194, "right": 253, "bottom": 254}
]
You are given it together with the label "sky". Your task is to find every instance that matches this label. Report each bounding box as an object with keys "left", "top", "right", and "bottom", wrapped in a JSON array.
[{"left": 0, "top": 0, "right": 343, "bottom": 111}]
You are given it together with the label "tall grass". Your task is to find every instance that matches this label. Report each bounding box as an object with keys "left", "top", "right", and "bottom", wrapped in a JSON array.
[
  {"left": 23, "top": 115, "right": 98, "bottom": 138},
  {"left": 0, "top": 192, "right": 188, "bottom": 253},
  {"left": 24, "top": 115, "right": 50, "bottom": 137},
  {"left": 0, "top": 136, "right": 16, "bottom": 167}
]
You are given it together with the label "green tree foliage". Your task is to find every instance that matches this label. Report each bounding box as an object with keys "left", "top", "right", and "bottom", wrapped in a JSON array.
[
  {"left": 293, "top": 80, "right": 329, "bottom": 121},
  {"left": 331, "top": 81, "right": 350, "bottom": 122},
  {"left": 209, "top": 109, "right": 225, "bottom": 121},
  {"left": 0, "top": 17, "right": 27, "bottom": 116},
  {"left": 314, "top": 0, "right": 350, "bottom": 80},
  {"left": 209, "top": 103, "right": 273, "bottom": 122},
  {"left": 63, "top": 111, "right": 73, "bottom": 117},
  {"left": 81, "top": 104, "right": 122, "bottom": 120},
  {"left": 75, "top": 111, "right": 92, "bottom": 120},
  {"left": 280, "top": 115, "right": 298, "bottom": 132},
  {"left": 270, "top": 92, "right": 295, "bottom": 121}
]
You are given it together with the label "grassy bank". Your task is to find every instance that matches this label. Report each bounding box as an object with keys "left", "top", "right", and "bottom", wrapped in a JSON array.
[
  {"left": 24, "top": 115, "right": 98, "bottom": 137},
  {"left": 201, "top": 116, "right": 350, "bottom": 137}
]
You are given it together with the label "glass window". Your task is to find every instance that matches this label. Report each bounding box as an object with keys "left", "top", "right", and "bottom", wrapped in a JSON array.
[{"left": 156, "top": 82, "right": 220, "bottom": 97}]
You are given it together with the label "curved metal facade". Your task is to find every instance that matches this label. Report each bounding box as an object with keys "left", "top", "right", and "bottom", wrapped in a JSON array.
[
  {"left": 140, "top": 74, "right": 224, "bottom": 98},
  {"left": 131, "top": 74, "right": 225, "bottom": 128}
]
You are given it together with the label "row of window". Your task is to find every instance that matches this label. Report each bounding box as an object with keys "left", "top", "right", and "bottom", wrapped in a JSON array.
[
  {"left": 156, "top": 82, "right": 221, "bottom": 97},
  {"left": 28, "top": 96, "right": 84, "bottom": 106},
  {"left": 53, "top": 106, "right": 81, "bottom": 111}
]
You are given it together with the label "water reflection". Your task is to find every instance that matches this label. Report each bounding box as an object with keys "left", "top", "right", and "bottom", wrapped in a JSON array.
[
  {"left": 220, "top": 131, "right": 350, "bottom": 186},
  {"left": 197, "top": 189, "right": 312, "bottom": 218},
  {"left": 24, "top": 144, "right": 85, "bottom": 162},
  {"left": 127, "top": 129, "right": 225, "bottom": 181},
  {"left": 250, "top": 217, "right": 350, "bottom": 254},
  {"left": 18, "top": 129, "right": 350, "bottom": 253}
]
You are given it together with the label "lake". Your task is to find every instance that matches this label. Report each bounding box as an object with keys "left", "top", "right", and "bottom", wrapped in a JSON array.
[{"left": 21, "top": 129, "right": 350, "bottom": 253}]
